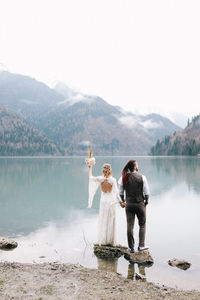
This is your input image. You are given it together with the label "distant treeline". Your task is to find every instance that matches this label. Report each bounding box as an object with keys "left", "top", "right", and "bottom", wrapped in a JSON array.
[{"left": 150, "top": 114, "right": 200, "bottom": 156}]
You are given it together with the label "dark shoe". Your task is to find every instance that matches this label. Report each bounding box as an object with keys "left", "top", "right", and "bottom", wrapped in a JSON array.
[
  {"left": 138, "top": 246, "right": 149, "bottom": 251},
  {"left": 130, "top": 248, "right": 135, "bottom": 253}
]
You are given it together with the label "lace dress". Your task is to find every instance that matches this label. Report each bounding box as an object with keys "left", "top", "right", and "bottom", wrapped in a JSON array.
[{"left": 88, "top": 175, "right": 121, "bottom": 246}]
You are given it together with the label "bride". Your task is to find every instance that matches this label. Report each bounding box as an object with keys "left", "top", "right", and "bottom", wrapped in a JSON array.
[{"left": 86, "top": 159, "right": 123, "bottom": 246}]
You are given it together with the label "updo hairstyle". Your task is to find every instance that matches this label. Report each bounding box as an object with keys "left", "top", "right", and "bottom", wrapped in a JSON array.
[{"left": 102, "top": 163, "right": 112, "bottom": 178}]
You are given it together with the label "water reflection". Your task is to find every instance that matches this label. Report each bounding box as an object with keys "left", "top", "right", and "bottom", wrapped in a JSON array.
[
  {"left": 0, "top": 157, "right": 199, "bottom": 235},
  {"left": 0, "top": 157, "right": 200, "bottom": 290},
  {"left": 150, "top": 157, "right": 200, "bottom": 194},
  {"left": 0, "top": 157, "right": 90, "bottom": 236},
  {"left": 97, "top": 257, "right": 118, "bottom": 273},
  {"left": 97, "top": 256, "right": 153, "bottom": 282},
  {"left": 127, "top": 263, "right": 152, "bottom": 281}
]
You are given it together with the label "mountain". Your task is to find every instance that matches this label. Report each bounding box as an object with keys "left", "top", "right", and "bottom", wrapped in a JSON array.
[
  {"left": 167, "top": 112, "right": 188, "bottom": 128},
  {"left": 36, "top": 85, "right": 181, "bottom": 155},
  {"left": 150, "top": 114, "right": 200, "bottom": 156},
  {"left": 0, "top": 106, "right": 64, "bottom": 156},
  {"left": 0, "top": 71, "right": 181, "bottom": 155},
  {"left": 135, "top": 113, "right": 181, "bottom": 141},
  {"left": 36, "top": 98, "right": 151, "bottom": 155},
  {"left": 49, "top": 82, "right": 181, "bottom": 155},
  {"left": 0, "top": 71, "right": 65, "bottom": 125}
]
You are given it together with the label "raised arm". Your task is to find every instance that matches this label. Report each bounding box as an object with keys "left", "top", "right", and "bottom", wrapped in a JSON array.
[
  {"left": 88, "top": 168, "right": 101, "bottom": 208},
  {"left": 89, "top": 165, "right": 92, "bottom": 177}
]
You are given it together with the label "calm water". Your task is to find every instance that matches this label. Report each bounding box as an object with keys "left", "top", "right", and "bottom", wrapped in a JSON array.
[{"left": 0, "top": 156, "right": 200, "bottom": 290}]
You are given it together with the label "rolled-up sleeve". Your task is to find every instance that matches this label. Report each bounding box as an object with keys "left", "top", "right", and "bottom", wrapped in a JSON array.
[{"left": 142, "top": 175, "right": 150, "bottom": 196}]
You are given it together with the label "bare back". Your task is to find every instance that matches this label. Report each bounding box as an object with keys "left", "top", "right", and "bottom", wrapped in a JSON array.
[{"left": 101, "top": 179, "right": 112, "bottom": 193}]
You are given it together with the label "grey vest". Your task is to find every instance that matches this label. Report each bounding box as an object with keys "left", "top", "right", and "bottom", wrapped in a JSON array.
[{"left": 125, "top": 172, "right": 144, "bottom": 204}]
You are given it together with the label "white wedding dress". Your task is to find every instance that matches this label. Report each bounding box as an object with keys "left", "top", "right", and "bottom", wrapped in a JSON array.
[{"left": 88, "top": 175, "right": 121, "bottom": 246}]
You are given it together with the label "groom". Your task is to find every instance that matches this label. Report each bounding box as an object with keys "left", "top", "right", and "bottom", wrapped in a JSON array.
[{"left": 118, "top": 160, "right": 150, "bottom": 253}]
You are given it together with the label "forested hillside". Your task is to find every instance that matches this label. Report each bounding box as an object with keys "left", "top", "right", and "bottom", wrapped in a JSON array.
[
  {"left": 0, "top": 106, "right": 64, "bottom": 156},
  {"left": 150, "top": 114, "right": 200, "bottom": 156}
]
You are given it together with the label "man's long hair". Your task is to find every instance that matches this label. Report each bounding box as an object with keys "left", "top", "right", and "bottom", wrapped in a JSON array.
[{"left": 122, "top": 160, "right": 137, "bottom": 186}]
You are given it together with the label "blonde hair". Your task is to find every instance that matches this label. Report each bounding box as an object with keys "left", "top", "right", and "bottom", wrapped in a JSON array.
[{"left": 102, "top": 163, "right": 112, "bottom": 178}]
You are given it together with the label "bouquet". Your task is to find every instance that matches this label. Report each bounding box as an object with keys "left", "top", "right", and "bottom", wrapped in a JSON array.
[{"left": 85, "top": 148, "right": 95, "bottom": 167}]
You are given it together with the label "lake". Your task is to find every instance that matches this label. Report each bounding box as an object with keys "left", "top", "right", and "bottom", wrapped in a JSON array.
[{"left": 0, "top": 156, "right": 200, "bottom": 290}]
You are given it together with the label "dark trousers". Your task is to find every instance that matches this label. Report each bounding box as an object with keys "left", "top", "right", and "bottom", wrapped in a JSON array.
[{"left": 125, "top": 202, "right": 146, "bottom": 249}]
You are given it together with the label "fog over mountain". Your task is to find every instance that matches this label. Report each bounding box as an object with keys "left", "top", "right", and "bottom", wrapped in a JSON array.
[
  {"left": 167, "top": 112, "right": 188, "bottom": 129},
  {"left": 0, "top": 71, "right": 181, "bottom": 155}
]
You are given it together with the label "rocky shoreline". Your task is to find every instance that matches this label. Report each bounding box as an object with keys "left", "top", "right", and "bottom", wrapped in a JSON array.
[{"left": 0, "top": 262, "right": 199, "bottom": 300}]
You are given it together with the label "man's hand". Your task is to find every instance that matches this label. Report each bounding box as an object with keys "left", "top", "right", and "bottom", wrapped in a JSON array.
[
  {"left": 144, "top": 195, "right": 149, "bottom": 206},
  {"left": 120, "top": 201, "right": 126, "bottom": 208}
]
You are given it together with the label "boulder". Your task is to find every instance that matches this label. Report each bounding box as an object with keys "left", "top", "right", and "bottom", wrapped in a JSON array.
[
  {"left": 124, "top": 249, "right": 154, "bottom": 265},
  {"left": 94, "top": 245, "right": 125, "bottom": 258},
  {"left": 94, "top": 245, "right": 154, "bottom": 265},
  {"left": 168, "top": 258, "right": 191, "bottom": 270},
  {"left": 0, "top": 238, "right": 18, "bottom": 250}
]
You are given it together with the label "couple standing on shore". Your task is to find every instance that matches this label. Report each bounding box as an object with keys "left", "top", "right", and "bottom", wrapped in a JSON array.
[{"left": 86, "top": 158, "right": 150, "bottom": 253}]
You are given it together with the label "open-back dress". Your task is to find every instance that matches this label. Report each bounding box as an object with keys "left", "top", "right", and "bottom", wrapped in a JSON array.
[{"left": 88, "top": 175, "right": 121, "bottom": 246}]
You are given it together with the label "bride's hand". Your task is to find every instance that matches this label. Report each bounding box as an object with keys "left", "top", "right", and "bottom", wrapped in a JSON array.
[
  {"left": 85, "top": 157, "right": 95, "bottom": 167},
  {"left": 120, "top": 201, "right": 126, "bottom": 208}
]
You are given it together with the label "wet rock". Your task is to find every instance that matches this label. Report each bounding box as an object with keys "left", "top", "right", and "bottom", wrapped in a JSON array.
[
  {"left": 124, "top": 249, "right": 154, "bottom": 265},
  {"left": 94, "top": 245, "right": 154, "bottom": 265},
  {"left": 0, "top": 238, "right": 18, "bottom": 250},
  {"left": 94, "top": 245, "right": 125, "bottom": 258},
  {"left": 168, "top": 258, "right": 191, "bottom": 270}
]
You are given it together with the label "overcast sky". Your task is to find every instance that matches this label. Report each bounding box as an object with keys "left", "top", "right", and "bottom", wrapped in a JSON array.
[{"left": 0, "top": 0, "right": 200, "bottom": 121}]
